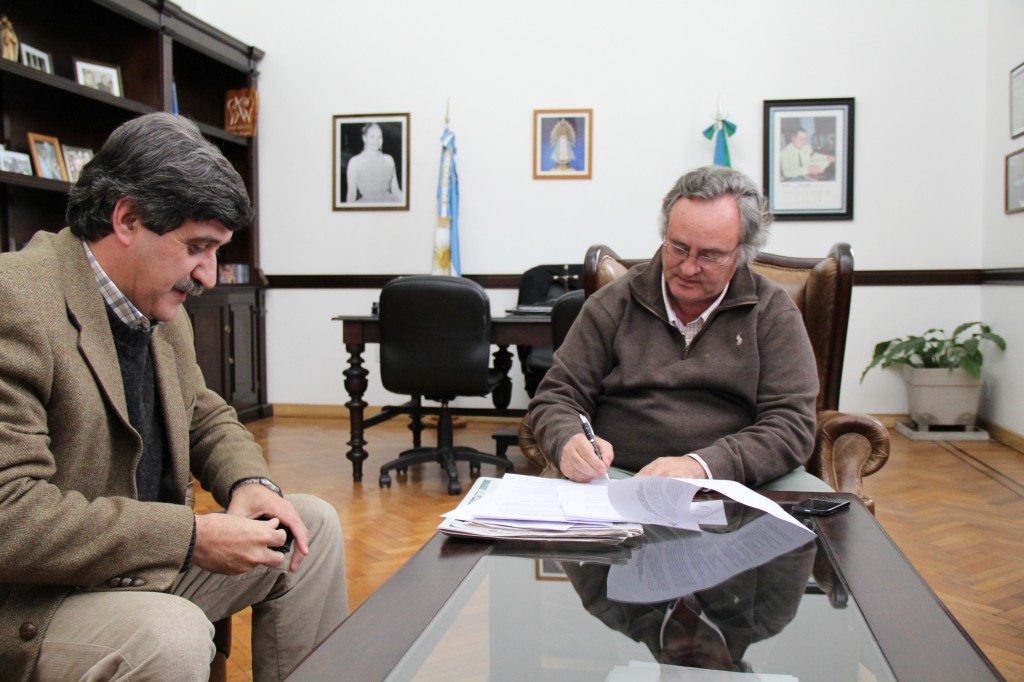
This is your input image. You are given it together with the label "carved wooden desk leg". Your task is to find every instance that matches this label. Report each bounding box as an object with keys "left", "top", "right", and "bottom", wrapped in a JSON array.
[
  {"left": 344, "top": 342, "right": 369, "bottom": 482},
  {"left": 492, "top": 345, "right": 513, "bottom": 409}
]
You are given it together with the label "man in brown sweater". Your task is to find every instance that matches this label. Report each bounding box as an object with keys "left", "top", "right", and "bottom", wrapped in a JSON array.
[{"left": 529, "top": 166, "right": 826, "bottom": 490}]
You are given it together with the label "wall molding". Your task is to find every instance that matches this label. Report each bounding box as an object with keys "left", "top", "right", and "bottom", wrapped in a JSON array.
[{"left": 266, "top": 268, "right": 1024, "bottom": 290}]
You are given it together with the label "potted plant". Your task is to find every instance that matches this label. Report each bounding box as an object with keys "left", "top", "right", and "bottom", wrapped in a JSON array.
[{"left": 861, "top": 322, "right": 1006, "bottom": 433}]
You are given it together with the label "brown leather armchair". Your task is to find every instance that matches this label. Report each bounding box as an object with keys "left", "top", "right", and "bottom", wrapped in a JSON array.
[{"left": 519, "top": 242, "right": 890, "bottom": 512}]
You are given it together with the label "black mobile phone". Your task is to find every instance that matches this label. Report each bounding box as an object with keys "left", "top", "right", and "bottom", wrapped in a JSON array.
[
  {"left": 259, "top": 516, "right": 294, "bottom": 553},
  {"left": 791, "top": 496, "right": 850, "bottom": 516}
]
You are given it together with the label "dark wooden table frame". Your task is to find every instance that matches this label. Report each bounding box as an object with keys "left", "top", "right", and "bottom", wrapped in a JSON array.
[
  {"left": 286, "top": 492, "right": 1004, "bottom": 681},
  {"left": 334, "top": 315, "right": 552, "bottom": 482}
]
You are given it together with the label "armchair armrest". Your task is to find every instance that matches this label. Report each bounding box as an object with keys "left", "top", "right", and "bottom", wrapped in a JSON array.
[
  {"left": 518, "top": 411, "right": 562, "bottom": 478},
  {"left": 806, "top": 411, "right": 890, "bottom": 513}
]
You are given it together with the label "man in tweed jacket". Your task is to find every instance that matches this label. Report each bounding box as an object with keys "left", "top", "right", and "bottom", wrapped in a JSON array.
[{"left": 0, "top": 113, "right": 346, "bottom": 681}]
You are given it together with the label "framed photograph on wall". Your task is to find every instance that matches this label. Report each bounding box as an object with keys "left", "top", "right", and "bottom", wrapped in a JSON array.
[
  {"left": 533, "top": 109, "right": 593, "bottom": 179},
  {"left": 763, "top": 98, "right": 854, "bottom": 221},
  {"left": 534, "top": 559, "right": 568, "bottom": 581},
  {"left": 20, "top": 43, "right": 52, "bottom": 74},
  {"left": 1011, "top": 61, "right": 1024, "bottom": 139},
  {"left": 73, "top": 58, "right": 123, "bottom": 97},
  {"left": 27, "top": 132, "right": 68, "bottom": 182},
  {"left": 332, "top": 113, "right": 409, "bottom": 211},
  {"left": 1006, "top": 147, "right": 1024, "bottom": 214}
]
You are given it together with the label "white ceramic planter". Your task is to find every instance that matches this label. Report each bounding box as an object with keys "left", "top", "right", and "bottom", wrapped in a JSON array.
[{"left": 902, "top": 365, "right": 983, "bottom": 430}]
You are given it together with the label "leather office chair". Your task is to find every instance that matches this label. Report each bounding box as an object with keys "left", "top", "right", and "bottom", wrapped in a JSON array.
[
  {"left": 377, "top": 275, "right": 514, "bottom": 495},
  {"left": 515, "top": 264, "right": 584, "bottom": 397},
  {"left": 550, "top": 289, "right": 586, "bottom": 350},
  {"left": 520, "top": 243, "right": 890, "bottom": 511}
]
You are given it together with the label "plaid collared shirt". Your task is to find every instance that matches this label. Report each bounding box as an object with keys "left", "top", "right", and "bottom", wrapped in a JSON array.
[
  {"left": 82, "top": 239, "right": 153, "bottom": 332},
  {"left": 661, "top": 276, "right": 728, "bottom": 347}
]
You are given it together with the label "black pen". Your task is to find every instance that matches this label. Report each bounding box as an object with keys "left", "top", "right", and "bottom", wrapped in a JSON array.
[{"left": 579, "top": 413, "right": 609, "bottom": 479}]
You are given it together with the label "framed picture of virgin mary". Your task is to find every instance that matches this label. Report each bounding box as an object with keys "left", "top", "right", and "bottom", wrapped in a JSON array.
[{"left": 533, "top": 109, "right": 592, "bottom": 180}]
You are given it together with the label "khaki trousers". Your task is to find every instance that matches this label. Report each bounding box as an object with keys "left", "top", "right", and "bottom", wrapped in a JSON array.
[{"left": 33, "top": 494, "right": 347, "bottom": 682}]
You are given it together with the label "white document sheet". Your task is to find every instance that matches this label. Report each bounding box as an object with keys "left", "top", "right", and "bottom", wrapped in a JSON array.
[{"left": 606, "top": 513, "right": 816, "bottom": 602}]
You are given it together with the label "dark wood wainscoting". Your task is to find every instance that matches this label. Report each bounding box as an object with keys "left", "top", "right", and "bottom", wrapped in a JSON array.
[{"left": 267, "top": 268, "right": 1024, "bottom": 290}]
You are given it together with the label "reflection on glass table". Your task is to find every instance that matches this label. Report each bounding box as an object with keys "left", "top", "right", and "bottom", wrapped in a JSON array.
[{"left": 387, "top": 506, "right": 896, "bottom": 681}]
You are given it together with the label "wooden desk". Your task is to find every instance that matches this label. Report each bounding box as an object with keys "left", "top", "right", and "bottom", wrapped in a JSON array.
[
  {"left": 286, "top": 492, "right": 1004, "bottom": 681},
  {"left": 333, "top": 315, "right": 552, "bottom": 482}
]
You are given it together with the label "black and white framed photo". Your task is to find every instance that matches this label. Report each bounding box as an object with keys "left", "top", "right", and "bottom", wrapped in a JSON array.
[
  {"left": 763, "top": 98, "right": 854, "bottom": 221},
  {"left": 74, "top": 58, "right": 123, "bottom": 97},
  {"left": 20, "top": 43, "right": 52, "bottom": 74},
  {"left": 1006, "top": 147, "right": 1024, "bottom": 214},
  {"left": 533, "top": 109, "right": 593, "bottom": 179},
  {"left": 332, "top": 113, "right": 409, "bottom": 211},
  {"left": 1011, "top": 61, "right": 1024, "bottom": 139}
]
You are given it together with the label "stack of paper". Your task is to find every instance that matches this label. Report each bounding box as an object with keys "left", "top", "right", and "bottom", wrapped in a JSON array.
[
  {"left": 439, "top": 476, "right": 643, "bottom": 543},
  {"left": 438, "top": 474, "right": 814, "bottom": 547}
]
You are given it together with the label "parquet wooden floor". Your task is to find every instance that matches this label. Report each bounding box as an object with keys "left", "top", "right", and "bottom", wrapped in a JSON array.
[{"left": 195, "top": 416, "right": 1024, "bottom": 681}]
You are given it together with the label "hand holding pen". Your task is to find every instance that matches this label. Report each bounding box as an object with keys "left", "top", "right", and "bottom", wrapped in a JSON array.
[{"left": 579, "top": 413, "right": 610, "bottom": 480}]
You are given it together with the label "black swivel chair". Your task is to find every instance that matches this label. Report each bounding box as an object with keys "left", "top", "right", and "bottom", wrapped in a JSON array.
[
  {"left": 378, "top": 275, "right": 514, "bottom": 495},
  {"left": 550, "top": 289, "right": 585, "bottom": 350},
  {"left": 515, "top": 264, "right": 584, "bottom": 397},
  {"left": 494, "top": 288, "right": 586, "bottom": 460}
]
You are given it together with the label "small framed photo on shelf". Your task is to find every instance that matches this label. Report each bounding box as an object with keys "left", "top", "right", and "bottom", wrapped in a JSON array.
[
  {"left": 1, "top": 150, "right": 33, "bottom": 175},
  {"left": 333, "top": 113, "right": 410, "bottom": 211},
  {"left": 533, "top": 109, "right": 593, "bottom": 179},
  {"left": 20, "top": 43, "right": 52, "bottom": 74},
  {"left": 73, "top": 58, "right": 123, "bottom": 97},
  {"left": 1012, "top": 61, "right": 1024, "bottom": 139},
  {"left": 27, "top": 133, "right": 68, "bottom": 182},
  {"left": 61, "top": 145, "right": 94, "bottom": 183},
  {"left": 217, "top": 263, "right": 250, "bottom": 285},
  {"left": 1006, "top": 147, "right": 1024, "bottom": 214},
  {"left": 763, "top": 98, "right": 855, "bottom": 221}
]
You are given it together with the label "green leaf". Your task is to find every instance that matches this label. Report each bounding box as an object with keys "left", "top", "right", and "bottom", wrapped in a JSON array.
[{"left": 861, "top": 321, "right": 1006, "bottom": 381}]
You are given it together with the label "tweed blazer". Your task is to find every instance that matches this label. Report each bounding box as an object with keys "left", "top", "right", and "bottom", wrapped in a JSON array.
[{"left": 0, "top": 228, "right": 271, "bottom": 679}]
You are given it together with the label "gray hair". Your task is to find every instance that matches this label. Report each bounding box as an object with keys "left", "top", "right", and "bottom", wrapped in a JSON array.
[
  {"left": 67, "top": 112, "right": 253, "bottom": 240},
  {"left": 658, "top": 166, "right": 772, "bottom": 265}
]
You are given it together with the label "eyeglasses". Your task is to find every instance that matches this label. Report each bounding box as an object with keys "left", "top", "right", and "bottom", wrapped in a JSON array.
[{"left": 663, "top": 240, "right": 738, "bottom": 270}]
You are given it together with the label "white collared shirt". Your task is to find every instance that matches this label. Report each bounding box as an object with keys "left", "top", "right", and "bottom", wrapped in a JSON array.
[{"left": 660, "top": 276, "right": 730, "bottom": 480}]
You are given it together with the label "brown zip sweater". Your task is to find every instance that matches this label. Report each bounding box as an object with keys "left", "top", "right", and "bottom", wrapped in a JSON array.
[{"left": 529, "top": 248, "right": 818, "bottom": 487}]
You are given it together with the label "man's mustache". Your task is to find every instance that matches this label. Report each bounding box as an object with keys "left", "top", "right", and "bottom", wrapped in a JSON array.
[{"left": 174, "top": 278, "right": 205, "bottom": 297}]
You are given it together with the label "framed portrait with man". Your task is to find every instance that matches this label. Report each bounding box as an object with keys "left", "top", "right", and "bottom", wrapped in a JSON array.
[
  {"left": 332, "top": 113, "right": 409, "bottom": 211},
  {"left": 27, "top": 132, "right": 68, "bottom": 182},
  {"left": 763, "top": 98, "right": 855, "bottom": 221}
]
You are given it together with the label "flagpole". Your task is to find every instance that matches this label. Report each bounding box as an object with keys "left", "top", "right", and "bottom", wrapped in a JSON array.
[{"left": 432, "top": 99, "right": 461, "bottom": 276}]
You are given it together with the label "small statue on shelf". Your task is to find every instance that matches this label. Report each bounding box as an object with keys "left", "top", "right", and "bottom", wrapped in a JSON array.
[{"left": 1, "top": 16, "right": 18, "bottom": 62}]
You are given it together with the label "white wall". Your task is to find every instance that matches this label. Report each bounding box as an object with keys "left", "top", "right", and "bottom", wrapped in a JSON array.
[
  {"left": 981, "top": 0, "right": 1024, "bottom": 434},
  {"left": 188, "top": 1, "right": 1021, "bottom": 432}
]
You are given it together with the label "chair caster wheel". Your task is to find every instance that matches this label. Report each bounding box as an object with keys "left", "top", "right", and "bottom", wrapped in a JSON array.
[
  {"left": 379, "top": 473, "right": 392, "bottom": 488},
  {"left": 397, "top": 466, "right": 407, "bottom": 475},
  {"left": 448, "top": 480, "right": 462, "bottom": 496}
]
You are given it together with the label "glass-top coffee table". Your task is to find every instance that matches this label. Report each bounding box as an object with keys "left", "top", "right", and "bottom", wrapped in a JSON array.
[{"left": 286, "top": 491, "right": 1003, "bottom": 681}]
